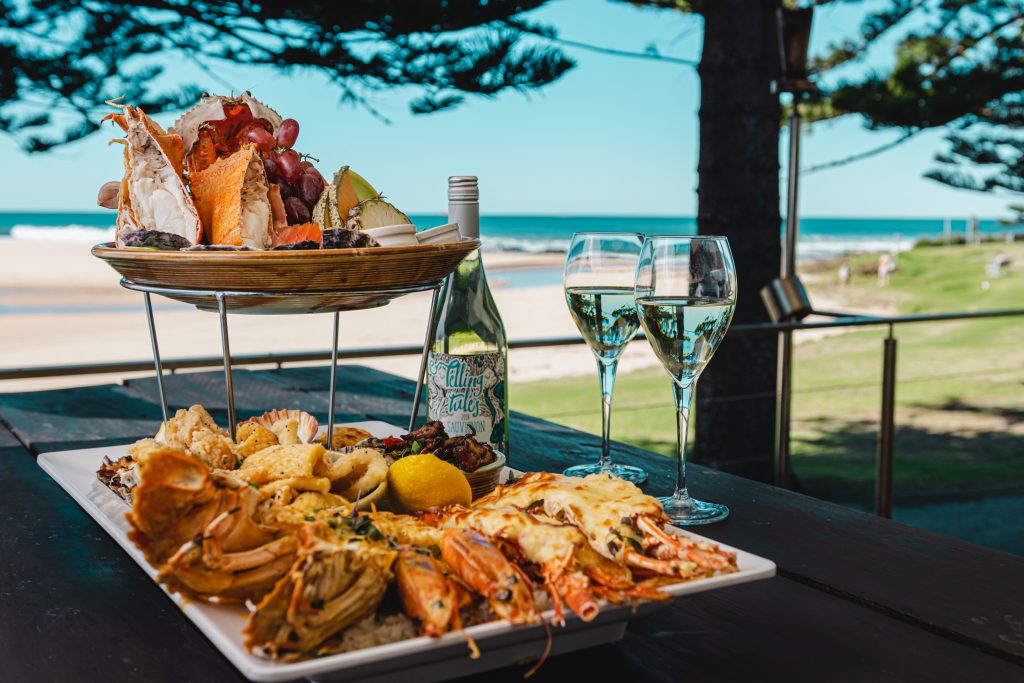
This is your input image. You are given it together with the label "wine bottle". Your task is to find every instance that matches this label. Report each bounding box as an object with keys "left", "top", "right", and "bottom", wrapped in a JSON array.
[{"left": 427, "top": 176, "right": 510, "bottom": 455}]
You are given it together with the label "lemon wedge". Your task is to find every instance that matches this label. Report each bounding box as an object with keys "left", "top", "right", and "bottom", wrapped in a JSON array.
[{"left": 387, "top": 453, "right": 472, "bottom": 512}]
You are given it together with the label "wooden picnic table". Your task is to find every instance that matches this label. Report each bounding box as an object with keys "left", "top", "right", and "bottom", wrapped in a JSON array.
[{"left": 1, "top": 364, "right": 1023, "bottom": 682}]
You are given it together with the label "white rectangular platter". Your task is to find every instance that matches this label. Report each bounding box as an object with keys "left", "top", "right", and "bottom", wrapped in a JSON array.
[{"left": 38, "top": 420, "right": 776, "bottom": 682}]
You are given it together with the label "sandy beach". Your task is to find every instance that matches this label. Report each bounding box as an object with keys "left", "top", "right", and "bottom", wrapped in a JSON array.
[
  {"left": 0, "top": 239, "right": 886, "bottom": 393},
  {"left": 0, "top": 240, "right": 667, "bottom": 392}
]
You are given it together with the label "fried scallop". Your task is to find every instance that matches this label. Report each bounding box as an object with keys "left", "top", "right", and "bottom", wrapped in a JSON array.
[
  {"left": 314, "top": 427, "right": 374, "bottom": 449},
  {"left": 236, "top": 422, "right": 279, "bottom": 458},
  {"left": 236, "top": 443, "right": 326, "bottom": 484},
  {"left": 154, "top": 405, "right": 238, "bottom": 470},
  {"left": 326, "top": 448, "right": 388, "bottom": 500}
]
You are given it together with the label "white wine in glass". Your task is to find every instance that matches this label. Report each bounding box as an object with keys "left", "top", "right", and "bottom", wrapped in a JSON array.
[
  {"left": 563, "top": 232, "right": 647, "bottom": 484},
  {"left": 635, "top": 235, "right": 736, "bottom": 524},
  {"left": 564, "top": 287, "right": 639, "bottom": 361}
]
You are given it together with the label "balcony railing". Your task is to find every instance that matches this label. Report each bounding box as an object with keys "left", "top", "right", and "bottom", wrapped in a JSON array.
[{"left": 4, "top": 307, "right": 1024, "bottom": 518}]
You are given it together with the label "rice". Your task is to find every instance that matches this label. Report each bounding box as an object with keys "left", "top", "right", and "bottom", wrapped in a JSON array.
[
  {"left": 315, "top": 589, "right": 555, "bottom": 657},
  {"left": 318, "top": 612, "right": 418, "bottom": 655}
]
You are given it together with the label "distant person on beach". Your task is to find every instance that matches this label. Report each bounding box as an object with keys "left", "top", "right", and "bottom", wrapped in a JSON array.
[
  {"left": 838, "top": 259, "right": 851, "bottom": 287},
  {"left": 987, "top": 252, "right": 1011, "bottom": 278},
  {"left": 877, "top": 253, "right": 895, "bottom": 286}
]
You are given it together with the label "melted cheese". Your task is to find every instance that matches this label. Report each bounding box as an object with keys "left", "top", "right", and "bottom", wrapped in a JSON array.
[
  {"left": 473, "top": 472, "right": 664, "bottom": 561},
  {"left": 441, "top": 507, "right": 583, "bottom": 568}
]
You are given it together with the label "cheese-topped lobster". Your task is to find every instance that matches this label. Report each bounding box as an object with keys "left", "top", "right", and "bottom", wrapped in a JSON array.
[{"left": 474, "top": 472, "right": 738, "bottom": 578}]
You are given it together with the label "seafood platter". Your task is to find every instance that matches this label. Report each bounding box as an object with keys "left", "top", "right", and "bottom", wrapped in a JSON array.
[
  {"left": 92, "top": 93, "right": 477, "bottom": 300},
  {"left": 39, "top": 406, "right": 775, "bottom": 682}
]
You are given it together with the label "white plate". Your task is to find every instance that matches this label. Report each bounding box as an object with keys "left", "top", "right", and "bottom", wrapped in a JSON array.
[{"left": 38, "top": 421, "right": 776, "bottom": 682}]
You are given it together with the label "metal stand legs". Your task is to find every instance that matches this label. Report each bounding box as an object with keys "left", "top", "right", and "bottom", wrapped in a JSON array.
[
  {"left": 138, "top": 283, "right": 443, "bottom": 443},
  {"left": 142, "top": 292, "right": 169, "bottom": 424},
  {"left": 216, "top": 293, "right": 237, "bottom": 440},
  {"left": 327, "top": 312, "right": 340, "bottom": 449}
]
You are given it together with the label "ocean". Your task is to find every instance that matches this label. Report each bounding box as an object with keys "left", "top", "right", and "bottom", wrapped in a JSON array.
[{"left": 0, "top": 211, "right": 1010, "bottom": 261}]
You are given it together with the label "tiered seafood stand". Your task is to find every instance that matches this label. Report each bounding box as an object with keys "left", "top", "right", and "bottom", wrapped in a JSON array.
[{"left": 92, "top": 239, "right": 480, "bottom": 446}]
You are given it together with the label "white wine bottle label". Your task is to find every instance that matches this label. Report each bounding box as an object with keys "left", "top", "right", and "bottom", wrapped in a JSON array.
[{"left": 427, "top": 352, "right": 506, "bottom": 447}]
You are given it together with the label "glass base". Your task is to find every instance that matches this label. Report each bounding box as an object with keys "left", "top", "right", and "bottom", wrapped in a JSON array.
[
  {"left": 564, "top": 462, "right": 648, "bottom": 485},
  {"left": 658, "top": 494, "right": 729, "bottom": 526}
]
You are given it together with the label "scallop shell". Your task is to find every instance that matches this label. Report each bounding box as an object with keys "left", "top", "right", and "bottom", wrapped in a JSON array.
[
  {"left": 170, "top": 93, "right": 283, "bottom": 155},
  {"left": 248, "top": 409, "right": 319, "bottom": 445}
]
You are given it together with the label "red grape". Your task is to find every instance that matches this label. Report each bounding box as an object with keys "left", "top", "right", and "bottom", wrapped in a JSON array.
[
  {"left": 263, "top": 155, "right": 279, "bottom": 181},
  {"left": 285, "top": 196, "right": 311, "bottom": 224},
  {"left": 246, "top": 126, "right": 276, "bottom": 152},
  {"left": 274, "top": 179, "right": 292, "bottom": 200},
  {"left": 297, "top": 173, "right": 323, "bottom": 205},
  {"left": 276, "top": 119, "right": 299, "bottom": 149},
  {"left": 277, "top": 149, "right": 303, "bottom": 184},
  {"left": 305, "top": 166, "right": 326, "bottom": 187}
]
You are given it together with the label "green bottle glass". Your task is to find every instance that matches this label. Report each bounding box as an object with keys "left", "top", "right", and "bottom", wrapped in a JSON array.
[{"left": 427, "top": 176, "right": 510, "bottom": 456}]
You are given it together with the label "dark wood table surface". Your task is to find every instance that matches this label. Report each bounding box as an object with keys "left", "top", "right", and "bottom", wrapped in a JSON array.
[{"left": 2, "top": 365, "right": 1023, "bottom": 682}]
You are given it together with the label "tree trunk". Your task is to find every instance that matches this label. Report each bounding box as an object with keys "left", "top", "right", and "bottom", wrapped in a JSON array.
[{"left": 692, "top": 0, "right": 780, "bottom": 482}]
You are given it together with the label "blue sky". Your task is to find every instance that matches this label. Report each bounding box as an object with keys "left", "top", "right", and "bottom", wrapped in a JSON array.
[{"left": 0, "top": 0, "right": 1014, "bottom": 218}]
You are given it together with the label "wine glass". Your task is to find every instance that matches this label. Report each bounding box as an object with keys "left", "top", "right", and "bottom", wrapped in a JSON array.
[
  {"left": 634, "top": 235, "right": 736, "bottom": 524},
  {"left": 563, "top": 232, "right": 648, "bottom": 484}
]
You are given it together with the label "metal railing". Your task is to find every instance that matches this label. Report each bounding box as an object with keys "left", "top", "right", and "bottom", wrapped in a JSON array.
[
  {"left": 6, "top": 308, "right": 1019, "bottom": 379},
  {"left": 4, "top": 307, "right": 1024, "bottom": 517},
  {"left": 0, "top": 335, "right": 592, "bottom": 381}
]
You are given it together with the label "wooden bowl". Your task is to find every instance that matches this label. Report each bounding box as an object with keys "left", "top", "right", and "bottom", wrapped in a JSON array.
[
  {"left": 466, "top": 451, "right": 506, "bottom": 500},
  {"left": 92, "top": 239, "right": 479, "bottom": 293}
]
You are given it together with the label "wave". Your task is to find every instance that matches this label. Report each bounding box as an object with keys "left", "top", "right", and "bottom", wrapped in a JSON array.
[
  {"left": 482, "top": 236, "right": 572, "bottom": 254},
  {"left": 8, "top": 224, "right": 115, "bottom": 243},
  {"left": 483, "top": 234, "right": 918, "bottom": 260}
]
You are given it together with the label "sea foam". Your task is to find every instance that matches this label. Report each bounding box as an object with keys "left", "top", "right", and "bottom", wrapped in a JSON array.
[{"left": 9, "top": 224, "right": 115, "bottom": 243}]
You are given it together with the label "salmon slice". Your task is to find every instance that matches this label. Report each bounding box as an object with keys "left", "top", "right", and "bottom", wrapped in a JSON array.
[{"left": 272, "top": 223, "right": 323, "bottom": 247}]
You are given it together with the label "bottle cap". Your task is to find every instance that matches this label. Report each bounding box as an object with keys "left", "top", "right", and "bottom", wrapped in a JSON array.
[{"left": 448, "top": 176, "right": 479, "bottom": 202}]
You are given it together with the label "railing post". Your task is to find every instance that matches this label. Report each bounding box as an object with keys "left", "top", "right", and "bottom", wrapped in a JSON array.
[
  {"left": 774, "top": 329, "right": 793, "bottom": 488},
  {"left": 773, "top": 98, "right": 802, "bottom": 490},
  {"left": 875, "top": 326, "right": 898, "bottom": 517}
]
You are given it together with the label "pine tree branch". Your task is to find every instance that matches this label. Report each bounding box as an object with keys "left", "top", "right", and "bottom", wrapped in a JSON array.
[
  {"left": 802, "top": 129, "right": 920, "bottom": 174},
  {"left": 925, "top": 11, "right": 1024, "bottom": 80},
  {"left": 0, "top": 1, "right": 577, "bottom": 150},
  {"left": 542, "top": 34, "right": 697, "bottom": 66},
  {"left": 504, "top": 18, "right": 697, "bottom": 66},
  {"left": 813, "top": 0, "right": 927, "bottom": 73}
]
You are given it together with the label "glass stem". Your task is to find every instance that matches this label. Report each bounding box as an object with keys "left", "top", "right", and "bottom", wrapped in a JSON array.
[
  {"left": 597, "top": 357, "right": 618, "bottom": 468},
  {"left": 672, "top": 379, "right": 694, "bottom": 500}
]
